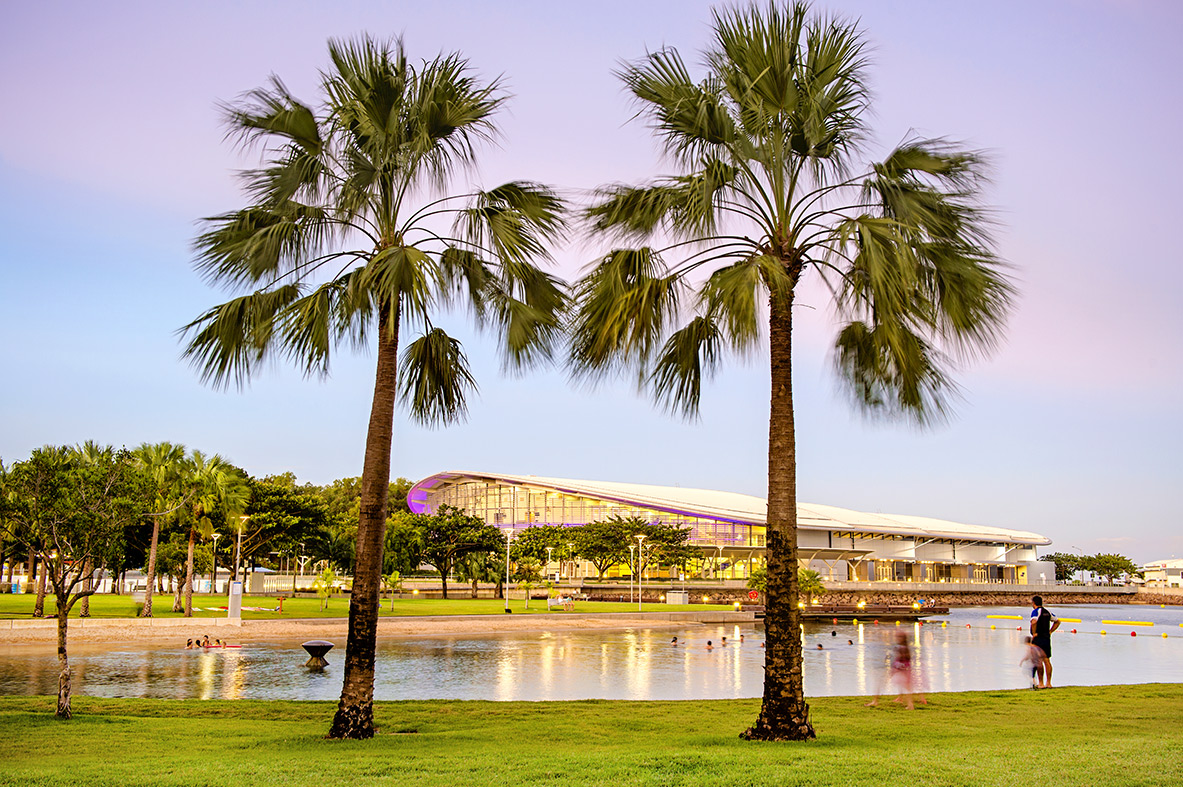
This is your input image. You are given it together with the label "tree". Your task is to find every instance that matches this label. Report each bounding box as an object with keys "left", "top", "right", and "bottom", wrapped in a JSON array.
[
  {"left": 514, "top": 556, "right": 543, "bottom": 609},
  {"left": 797, "top": 567, "right": 824, "bottom": 604},
  {"left": 132, "top": 442, "right": 187, "bottom": 617},
  {"left": 383, "top": 512, "right": 424, "bottom": 576},
  {"left": 1, "top": 446, "right": 144, "bottom": 718},
  {"left": 1039, "top": 552, "right": 1083, "bottom": 583},
  {"left": 179, "top": 452, "right": 248, "bottom": 616},
  {"left": 510, "top": 524, "right": 570, "bottom": 564},
  {"left": 416, "top": 505, "right": 504, "bottom": 598},
  {"left": 314, "top": 565, "right": 340, "bottom": 611},
  {"left": 569, "top": 2, "right": 1012, "bottom": 741},
  {"left": 1084, "top": 553, "right": 1140, "bottom": 585},
  {"left": 570, "top": 516, "right": 635, "bottom": 579},
  {"left": 182, "top": 35, "right": 566, "bottom": 739}
]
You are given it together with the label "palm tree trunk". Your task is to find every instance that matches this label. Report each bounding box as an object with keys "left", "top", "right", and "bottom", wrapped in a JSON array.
[
  {"left": 79, "top": 559, "right": 93, "bottom": 617},
  {"left": 330, "top": 301, "right": 399, "bottom": 740},
  {"left": 742, "top": 290, "right": 815, "bottom": 741},
  {"left": 56, "top": 603, "right": 72, "bottom": 719},
  {"left": 34, "top": 555, "right": 47, "bottom": 618},
  {"left": 183, "top": 528, "right": 196, "bottom": 617},
  {"left": 140, "top": 518, "right": 162, "bottom": 617}
]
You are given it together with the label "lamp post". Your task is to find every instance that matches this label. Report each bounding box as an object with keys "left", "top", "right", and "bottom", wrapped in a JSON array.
[
  {"left": 546, "top": 546, "right": 554, "bottom": 581},
  {"left": 566, "top": 542, "right": 574, "bottom": 579},
  {"left": 211, "top": 532, "right": 221, "bottom": 594},
  {"left": 636, "top": 534, "right": 647, "bottom": 611},
  {"left": 504, "top": 528, "right": 513, "bottom": 612}
]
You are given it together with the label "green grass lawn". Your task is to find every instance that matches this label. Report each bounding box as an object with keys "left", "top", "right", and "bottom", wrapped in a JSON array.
[
  {"left": 0, "top": 592, "right": 733, "bottom": 620},
  {"left": 1, "top": 685, "right": 1179, "bottom": 786}
]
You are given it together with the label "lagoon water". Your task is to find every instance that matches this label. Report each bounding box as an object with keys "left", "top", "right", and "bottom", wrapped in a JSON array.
[{"left": 1, "top": 605, "right": 1180, "bottom": 701}]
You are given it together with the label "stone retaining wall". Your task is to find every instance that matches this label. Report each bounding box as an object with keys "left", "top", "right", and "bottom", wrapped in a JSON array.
[{"left": 584, "top": 586, "right": 1149, "bottom": 607}]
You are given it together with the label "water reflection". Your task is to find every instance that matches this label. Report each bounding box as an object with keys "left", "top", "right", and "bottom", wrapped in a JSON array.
[{"left": 1, "top": 605, "right": 1179, "bottom": 701}]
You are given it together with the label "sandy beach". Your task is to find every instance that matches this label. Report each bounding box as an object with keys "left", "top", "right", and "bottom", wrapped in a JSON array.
[{"left": 2, "top": 611, "right": 737, "bottom": 645}]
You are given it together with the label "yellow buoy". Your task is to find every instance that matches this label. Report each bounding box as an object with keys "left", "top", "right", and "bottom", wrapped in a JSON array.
[
  {"left": 990, "top": 624, "right": 996, "bottom": 629},
  {"left": 941, "top": 622, "right": 947, "bottom": 628},
  {"left": 895, "top": 620, "right": 900, "bottom": 626},
  {"left": 1163, "top": 633, "right": 1169, "bottom": 639},
  {"left": 1101, "top": 630, "right": 1107, "bottom": 635}
]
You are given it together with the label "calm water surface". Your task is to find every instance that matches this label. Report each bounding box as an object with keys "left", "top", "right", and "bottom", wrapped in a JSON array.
[{"left": 1, "top": 605, "right": 1179, "bottom": 701}]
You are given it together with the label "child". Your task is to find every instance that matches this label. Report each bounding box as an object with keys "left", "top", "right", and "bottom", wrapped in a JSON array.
[{"left": 1020, "top": 636, "right": 1044, "bottom": 689}]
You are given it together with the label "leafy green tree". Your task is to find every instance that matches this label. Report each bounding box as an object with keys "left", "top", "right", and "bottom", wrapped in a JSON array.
[
  {"left": 1039, "top": 552, "right": 1083, "bottom": 582},
  {"left": 0, "top": 446, "right": 145, "bottom": 718},
  {"left": 634, "top": 522, "right": 699, "bottom": 577},
  {"left": 416, "top": 505, "right": 504, "bottom": 598},
  {"left": 510, "top": 524, "right": 570, "bottom": 564},
  {"left": 570, "top": 516, "right": 636, "bottom": 580},
  {"left": 182, "top": 35, "right": 566, "bottom": 739},
  {"left": 242, "top": 475, "right": 332, "bottom": 575},
  {"left": 383, "top": 512, "right": 424, "bottom": 576},
  {"left": 1084, "top": 553, "right": 1140, "bottom": 585},
  {"left": 568, "top": 1, "right": 1012, "bottom": 741},
  {"left": 455, "top": 548, "right": 503, "bottom": 598}
]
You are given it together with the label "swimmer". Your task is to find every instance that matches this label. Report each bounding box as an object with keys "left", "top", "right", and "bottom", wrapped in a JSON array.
[
  {"left": 848, "top": 640, "right": 854, "bottom": 645},
  {"left": 817, "top": 643, "right": 824, "bottom": 650},
  {"left": 739, "top": 634, "right": 745, "bottom": 643},
  {"left": 706, "top": 640, "right": 713, "bottom": 650},
  {"left": 671, "top": 637, "right": 678, "bottom": 646},
  {"left": 721, "top": 636, "right": 727, "bottom": 646},
  {"left": 831, "top": 631, "right": 837, "bottom": 637}
]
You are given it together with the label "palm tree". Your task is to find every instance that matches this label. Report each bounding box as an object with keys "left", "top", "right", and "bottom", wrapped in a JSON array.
[
  {"left": 569, "top": 1, "right": 1012, "bottom": 741},
  {"left": 132, "top": 442, "right": 187, "bottom": 617},
  {"left": 182, "top": 36, "right": 566, "bottom": 738},
  {"left": 178, "top": 451, "right": 248, "bottom": 617}
]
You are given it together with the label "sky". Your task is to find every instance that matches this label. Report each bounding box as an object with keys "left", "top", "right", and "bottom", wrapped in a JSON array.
[{"left": 1, "top": 1, "right": 1180, "bottom": 564}]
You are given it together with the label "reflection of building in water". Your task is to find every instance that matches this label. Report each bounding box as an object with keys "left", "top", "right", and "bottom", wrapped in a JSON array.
[{"left": 409, "top": 472, "right": 1054, "bottom": 586}]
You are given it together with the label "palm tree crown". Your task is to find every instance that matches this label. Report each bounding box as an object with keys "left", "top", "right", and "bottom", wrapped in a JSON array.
[
  {"left": 182, "top": 35, "right": 566, "bottom": 739},
  {"left": 569, "top": 1, "right": 1012, "bottom": 741}
]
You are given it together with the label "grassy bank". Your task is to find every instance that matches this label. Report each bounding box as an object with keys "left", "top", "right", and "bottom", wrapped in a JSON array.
[
  {"left": 0, "top": 594, "right": 732, "bottom": 620},
  {"left": 1, "top": 686, "right": 1180, "bottom": 786}
]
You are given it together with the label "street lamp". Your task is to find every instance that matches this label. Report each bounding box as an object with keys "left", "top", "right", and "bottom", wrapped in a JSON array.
[
  {"left": 546, "top": 546, "right": 554, "bottom": 580},
  {"left": 566, "top": 542, "right": 574, "bottom": 579},
  {"left": 211, "top": 532, "right": 221, "bottom": 594},
  {"left": 635, "top": 534, "right": 647, "bottom": 611}
]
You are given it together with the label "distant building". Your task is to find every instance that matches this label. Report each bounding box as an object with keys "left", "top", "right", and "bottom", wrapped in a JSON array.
[
  {"left": 1141, "top": 559, "right": 1183, "bottom": 588},
  {"left": 408, "top": 472, "right": 1054, "bottom": 585}
]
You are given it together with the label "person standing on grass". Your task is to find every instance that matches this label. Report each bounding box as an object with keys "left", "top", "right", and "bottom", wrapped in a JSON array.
[{"left": 1029, "top": 595, "right": 1060, "bottom": 688}]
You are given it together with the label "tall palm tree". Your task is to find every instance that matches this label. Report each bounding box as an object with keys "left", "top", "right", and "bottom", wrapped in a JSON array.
[
  {"left": 132, "top": 442, "right": 186, "bottom": 617},
  {"left": 179, "top": 451, "right": 248, "bottom": 617},
  {"left": 182, "top": 36, "right": 566, "bottom": 738},
  {"left": 569, "top": 1, "right": 1012, "bottom": 741}
]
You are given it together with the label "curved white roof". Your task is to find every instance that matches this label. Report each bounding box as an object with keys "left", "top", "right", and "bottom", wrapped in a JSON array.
[{"left": 409, "top": 471, "right": 1051, "bottom": 546}]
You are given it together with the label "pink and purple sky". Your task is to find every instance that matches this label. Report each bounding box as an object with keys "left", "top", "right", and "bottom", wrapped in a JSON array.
[{"left": 2, "top": 1, "right": 1179, "bottom": 562}]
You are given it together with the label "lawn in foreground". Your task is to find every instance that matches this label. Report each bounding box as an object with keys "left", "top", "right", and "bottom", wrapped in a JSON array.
[
  {"left": 2, "top": 686, "right": 1179, "bottom": 787},
  {"left": 0, "top": 594, "right": 732, "bottom": 620}
]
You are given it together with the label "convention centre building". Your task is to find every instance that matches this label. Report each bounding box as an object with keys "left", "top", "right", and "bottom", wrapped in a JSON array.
[{"left": 408, "top": 472, "right": 1055, "bottom": 585}]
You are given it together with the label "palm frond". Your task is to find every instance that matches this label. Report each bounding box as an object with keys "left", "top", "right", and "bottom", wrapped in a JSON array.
[
  {"left": 398, "top": 329, "right": 478, "bottom": 426},
  {"left": 568, "top": 248, "right": 682, "bottom": 380},
  {"left": 179, "top": 285, "right": 302, "bottom": 388},
  {"left": 618, "top": 48, "right": 737, "bottom": 163},
  {"left": 833, "top": 319, "right": 955, "bottom": 425},
  {"left": 193, "top": 202, "right": 332, "bottom": 289},
  {"left": 650, "top": 316, "right": 724, "bottom": 417}
]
